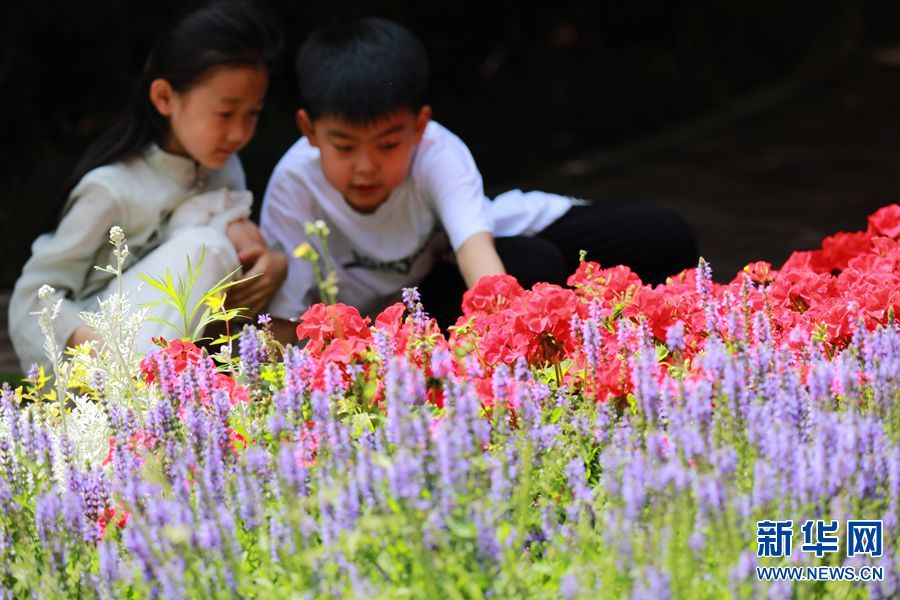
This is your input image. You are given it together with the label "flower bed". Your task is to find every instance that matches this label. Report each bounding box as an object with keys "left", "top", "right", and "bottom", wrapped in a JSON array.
[{"left": 0, "top": 205, "right": 897, "bottom": 598}]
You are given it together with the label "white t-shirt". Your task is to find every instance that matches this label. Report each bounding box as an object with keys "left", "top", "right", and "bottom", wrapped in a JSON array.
[{"left": 260, "top": 120, "right": 571, "bottom": 320}]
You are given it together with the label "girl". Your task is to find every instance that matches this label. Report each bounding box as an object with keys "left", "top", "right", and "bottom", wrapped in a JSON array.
[{"left": 9, "top": 1, "right": 286, "bottom": 371}]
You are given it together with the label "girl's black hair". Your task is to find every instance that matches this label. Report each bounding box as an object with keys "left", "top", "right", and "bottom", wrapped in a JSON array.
[
  {"left": 44, "top": 0, "right": 281, "bottom": 233},
  {"left": 295, "top": 17, "right": 429, "bottom": 124}
]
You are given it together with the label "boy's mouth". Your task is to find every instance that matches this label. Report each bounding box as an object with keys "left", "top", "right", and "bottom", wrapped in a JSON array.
[{"left": 350, "top": 183, "right": 380, "bottom": 195}]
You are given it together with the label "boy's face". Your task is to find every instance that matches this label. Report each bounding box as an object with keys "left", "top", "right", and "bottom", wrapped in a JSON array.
[{"left": 297, "top": 106, "right": 431, "bottom": 213}]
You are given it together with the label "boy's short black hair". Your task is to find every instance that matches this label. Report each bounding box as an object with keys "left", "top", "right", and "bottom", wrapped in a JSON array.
[{"left": 295, "top": 17, "right": 428, "bottom": 124}]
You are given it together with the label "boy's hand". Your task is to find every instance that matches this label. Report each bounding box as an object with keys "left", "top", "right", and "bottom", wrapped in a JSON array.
[{"left": 226, "top": 246, "right": 288, "bottom": 314}]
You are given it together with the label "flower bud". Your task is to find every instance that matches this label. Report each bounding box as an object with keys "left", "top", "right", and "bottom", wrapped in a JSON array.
[
  {"left": 109, "top": 226, "right": 125, "bottom": 245},
  {"left": 38, "top": 284, "right": 55, "bottom": 301},
  {"left": 293, "top": 242, "right": 319, "bottom": 261}
]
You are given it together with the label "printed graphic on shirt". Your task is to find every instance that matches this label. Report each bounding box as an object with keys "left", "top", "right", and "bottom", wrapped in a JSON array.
[{"left": 343, "top": 226, "right": 441, "bottom": 275}]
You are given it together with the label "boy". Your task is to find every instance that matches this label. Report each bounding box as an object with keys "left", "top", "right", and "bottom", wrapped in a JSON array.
[{"left": 261, "top": 17, "right": 697, "bottom": 342}]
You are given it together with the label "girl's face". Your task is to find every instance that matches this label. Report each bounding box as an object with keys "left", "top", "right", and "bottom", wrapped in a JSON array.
[{"left": 152, "top": 64, "right": 268, "bottom": 169}]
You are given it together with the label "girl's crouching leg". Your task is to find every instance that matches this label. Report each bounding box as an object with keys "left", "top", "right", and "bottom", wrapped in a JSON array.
[{"left": 114, "top": 227, "right": 239, "bottom": 354}]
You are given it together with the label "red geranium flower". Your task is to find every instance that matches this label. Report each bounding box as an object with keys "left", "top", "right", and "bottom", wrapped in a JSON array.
[
  {"left": 867, "top": 203, "right": 900, "bottom": 238},
  {"left": 140, "top": 338, "right": 204, "bottom": 384},
  {"left": 296, "top": 302, "right": 372, "bottom": 358},
  {"left": 462, "top": 274, "right": 525, "bottom": 316}
]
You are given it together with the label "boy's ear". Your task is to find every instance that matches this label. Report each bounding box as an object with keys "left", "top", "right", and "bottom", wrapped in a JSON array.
[
  {"left": 296, "top": 109, "right": 318, "bottom": 146},
  {"left": 149, "top": 79, "right": 175, "bottom": 116},
  {"left": 414, "top": 105, "right": 432, "bottom": 142}
]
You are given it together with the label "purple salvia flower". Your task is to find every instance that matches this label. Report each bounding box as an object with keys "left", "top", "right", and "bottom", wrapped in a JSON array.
[
  {"left": 311, "top": 389, "right": 331, "bottom": 428},
  {"left": 728, "top": 550, "right": 757, "bottom": 597},
  {"left": 1, "top": 390, "right": 19, "bottom": 444},
  {"left": 282, "top": 345, "right": 313, "bottom": 406},
  {"left": 336, "top": 478, "right": 361, "bottom": 532},
  {"left": 430, "top": 347, "right": 453, "bottom": 380},
  {"left": 751, "top": 459, "right": 778, "bottom": 510},
  {"left": 665, "top": 321, "right": 685, "bottom": 352},
  {"left": 372, "top": 328, "right": 396, "bottom": 362},
  {"left": 488, "top": 456, "right": 510, "bottom": 507},
  {"left": 631, "top": 322, "right": 660, "bottom": 425},
  {"left": 121, "top": 525, "right": 169, "bottom": 596},
  {"left": 235, "top": 469, "right": 261, "bottom": 530},
  {"left": 560, "top": 573, "right": 579, "bottom": 600},
  {"left": 277, "top": 443, "right": 310, "bottom": 496},
  {"left": 96, "top": 538, "right": 120, "bottom": 591},
  {"left": 564, "top": 458, "right": 593, "bottom": 504},
  {"left": 646, "top": 430, "right": 674, "bottom": 463},
  {"left": 26, "top": 363, "right": 39, "bottom": 387},
  {"left": 689, "top": 513, "right": 706, "bottom": 553},
  {"left": 695, "top": 258, "right": 717, "bottom": 335},
  {"left": 401, "top": 286, "right": 429, "bottom": 331},
  {"left": 200, "top": 436, "right": 227, "bottom": 505},
  {"left": 594, "top": 402, "right": 612, "bottom": 445},
  {"left": 243, "top": 446, "right": 272, "bottom": 482},
  {"left": 152, "top": 351, "right": 177, "bottom": 399},
  {"left": 195, "top": 517, "right": 223, "bottom": 552},
  {"left": 35, "top": 491, "right": 62, "bottom": 545},
  {"left": 267, "top": 512, "right": 291, "bottom": 563},
  {"left": 472, "top": 508, "right": 501, "bottom": 563},
  {"left": 181, "top": 398, "right": 208, "bottom": 458},
  {"left": 634, "top": 566, "right": 671, "bottom": 600},
  {"left": 434, "top": 420, "right": 456, "bottom": 512},
  {"left": 621, "top": 454, "right": 647, "bottom": 522},
  {"left": 694, "top": 475, "right": 723, "bottom": 517},
  {"left": 238, "top": 325, "right": 266, "bottom": 386}
]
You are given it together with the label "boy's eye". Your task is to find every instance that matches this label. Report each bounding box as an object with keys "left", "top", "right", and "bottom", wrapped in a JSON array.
[
  {"left": 333, "top": 145, "right": 354, "bottom": 152},
  {"left": 380, "top": 142, "right": 400, "bottom": 150},
  {"left": 217, "top": 112, "right": 235, "bottom": 118}
]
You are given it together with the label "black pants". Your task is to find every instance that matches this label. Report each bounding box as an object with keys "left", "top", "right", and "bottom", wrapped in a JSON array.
[{"left": 418, "top": 201, "right": 698, "bottom": 330}]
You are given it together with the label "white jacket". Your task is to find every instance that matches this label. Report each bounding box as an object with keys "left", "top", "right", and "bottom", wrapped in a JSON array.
[{"left": 10, "top": 144, "right": 250, "bottom": 370}]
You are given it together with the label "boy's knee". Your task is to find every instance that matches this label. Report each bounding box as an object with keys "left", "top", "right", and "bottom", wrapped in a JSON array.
[
  {"left": 654, "top": 206, "right": 698, "bottom": 268},
  {"left": 496, "top": 236, "right": 567, "bottom": 288}
]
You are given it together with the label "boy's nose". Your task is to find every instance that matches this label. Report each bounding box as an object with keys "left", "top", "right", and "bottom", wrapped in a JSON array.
[{"left": 354, "top": 152, "right": 377, "bottom": 175}]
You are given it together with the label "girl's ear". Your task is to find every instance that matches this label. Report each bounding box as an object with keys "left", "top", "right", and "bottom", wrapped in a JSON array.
[
  {"left": 149, "top": 79, "right": 176, "bottom": 116},
  {"left": 296, "top": 109, "right": 318, "bottom": 146},
  {"left": 414, "top": 105, "right": 432, "bottom": 143}
]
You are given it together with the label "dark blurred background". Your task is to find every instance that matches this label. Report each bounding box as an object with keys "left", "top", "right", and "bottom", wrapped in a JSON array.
[{"left": 2, "top": 0, "right": 900, "bottom": 291}]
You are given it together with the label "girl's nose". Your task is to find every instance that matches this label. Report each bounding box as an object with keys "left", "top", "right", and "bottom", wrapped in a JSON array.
[{"left": 228, "top": 118, "right": 253, "bottom": 145}]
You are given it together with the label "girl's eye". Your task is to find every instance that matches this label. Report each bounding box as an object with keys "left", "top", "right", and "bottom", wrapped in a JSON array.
[
  {"left": 381, "top": 142, "right": 400, "bottom": 151},
  {"left": 334, "top": 145, "right": 353, "bottom": 152},
  {"left": 217, "top": 112, "right": 235, "bottom": 119}
]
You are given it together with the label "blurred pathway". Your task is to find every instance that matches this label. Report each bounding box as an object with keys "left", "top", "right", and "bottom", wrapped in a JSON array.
[{"left": 521, "top": 51, "right": 900, "bottom": 282}]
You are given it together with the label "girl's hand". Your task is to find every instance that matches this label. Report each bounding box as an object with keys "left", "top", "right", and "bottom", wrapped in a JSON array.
[
  {"left": 67, "top": 325, "right": 103, "bottom": 349},
  {"left": 226, "top": 246, "right": 288, "bottom": 314}
]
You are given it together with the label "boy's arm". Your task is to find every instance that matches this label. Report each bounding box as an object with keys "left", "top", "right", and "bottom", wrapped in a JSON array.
[{"left": 455, "top": 231, "right": 506, "bottom": 288}]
